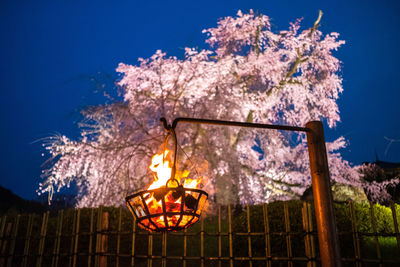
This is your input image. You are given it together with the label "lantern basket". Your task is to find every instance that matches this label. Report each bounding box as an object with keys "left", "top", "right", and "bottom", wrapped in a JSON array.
[{"left": 126, "top": 179, "right": 208, "bottom": 232}]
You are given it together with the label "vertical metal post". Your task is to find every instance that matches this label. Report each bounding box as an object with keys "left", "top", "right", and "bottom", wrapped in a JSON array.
[{"left": 306, "top": 121, "right": 341, "bottom": 267}]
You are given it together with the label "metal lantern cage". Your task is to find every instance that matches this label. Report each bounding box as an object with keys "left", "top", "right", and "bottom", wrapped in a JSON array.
[
  {"left": 126, "top": 180, "right": 208, "bottom": 232},
  {"left": 125, "top": 120, "right": 208, "bottom": 232}
]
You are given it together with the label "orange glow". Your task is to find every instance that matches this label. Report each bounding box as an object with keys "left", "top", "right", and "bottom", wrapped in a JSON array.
[{"left": 133, "top": 149, "right": 203, "bottom": 231}]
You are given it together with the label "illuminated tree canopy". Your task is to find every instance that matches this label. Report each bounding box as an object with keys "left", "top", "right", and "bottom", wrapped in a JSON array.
[{"left": 39, "top": 10, "right": 398, "bottom": 206}]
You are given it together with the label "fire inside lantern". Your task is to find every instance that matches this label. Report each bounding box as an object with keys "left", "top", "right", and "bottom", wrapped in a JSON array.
[{"left": 126, "top": 149, "right": 208, "bottom": 232}]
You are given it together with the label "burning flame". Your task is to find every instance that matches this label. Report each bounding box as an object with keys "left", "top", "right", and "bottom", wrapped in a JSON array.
[
  {"left": 130, "top": 149, "right": 206, "bottom": 231},
  {"left": 148, "top": 149, "right": 200, "bottom": 190}
]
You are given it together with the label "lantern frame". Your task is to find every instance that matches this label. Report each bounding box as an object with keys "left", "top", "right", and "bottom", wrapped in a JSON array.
[
  {"left": 124, "top": 116, "right": 342, "bottom": 266},
  {"left": 126, "top": 123, "right": 208, "bottom": 232},
  {"left": 126, "top": 181, "right": 208, "bottom": 232}
]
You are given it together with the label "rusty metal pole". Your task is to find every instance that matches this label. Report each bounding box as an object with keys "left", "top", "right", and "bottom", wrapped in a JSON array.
[
  {"left": 306, "top": 121, "right": 341, "bottom": 267},
  {"left": 159, "top": 117, "right": 343, "bottom": 265}
]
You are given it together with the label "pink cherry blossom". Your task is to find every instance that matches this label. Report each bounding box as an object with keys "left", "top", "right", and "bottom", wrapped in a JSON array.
[{"left": 39, "top": 11, "right": 398, "bottom": 206}]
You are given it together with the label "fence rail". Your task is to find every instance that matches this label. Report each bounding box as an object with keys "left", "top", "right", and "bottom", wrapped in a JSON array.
[{"left": 1, "top": 201, "right": 400, "bottom": 267}]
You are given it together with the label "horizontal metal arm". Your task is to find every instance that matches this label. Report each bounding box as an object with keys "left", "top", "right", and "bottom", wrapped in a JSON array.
[{"left": 160, "top": 117, "right": 310, "bottom": 133}]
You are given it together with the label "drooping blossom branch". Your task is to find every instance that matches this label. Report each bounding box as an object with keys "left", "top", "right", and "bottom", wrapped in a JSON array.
[{"left": 39, "top": 10, "right": 396, "bottom": 206}]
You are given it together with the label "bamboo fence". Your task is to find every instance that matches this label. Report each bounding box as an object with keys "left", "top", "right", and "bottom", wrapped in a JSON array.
[{"left": 1, "top": 201, "right": 400, "bottom": 267}]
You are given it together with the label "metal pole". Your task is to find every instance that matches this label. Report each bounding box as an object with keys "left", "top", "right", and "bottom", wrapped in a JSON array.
[
  {"left": 159, "top": 117, "right": 342, "bottom": 265},
  {"left": 306, "top": 121, "right": 341, "bottom": 267}
]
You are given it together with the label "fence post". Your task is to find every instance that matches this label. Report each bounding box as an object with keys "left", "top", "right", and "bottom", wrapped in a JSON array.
[
  {"left": 0, "top": 216, "right": 7, "bottom": 261},
  {"left": 37, "top": 211, "right": 49, "bottom": 267},
  {"left": 7, "top": 215, "right": 20, "bottom": 267},
  {"left": 72, "top": 209, "right": 81, "bottom": 267},
  {"left": 22, "top": 214, "right": 34, "bottom": 267},
  {"left": 262, "top": 203, "right": 271, "bottom": 267},
  {"left": 0, "top": 222, "right": 12, "bottom": 266},
  {"left": 390, "top": 202, "right": 400, "bottom": 255},
  {"left": 116, "top": 207, "right": 122, "bottom": 267},
  {"left": 302, "top": 202, "right": 316, "bottom": 267},
  {"left": 306, "top": 121, "right": 341, "bottom": 267},
  {"left": 100, "top": 212, "right": 108, "bottom": 267},
  {"left": 130, "top": 215, "right": 136, "bottom": 267},
  {"left": 95, "top": 207, "right": 102, "bottom": 267},
  {"left": 52, "top": 210, "right": 63, "bottom": 267},
  {"left": 88, "top": 208, "right": 95, "bottom": 267}
]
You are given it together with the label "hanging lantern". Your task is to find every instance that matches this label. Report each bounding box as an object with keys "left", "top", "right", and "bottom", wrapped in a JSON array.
[
  {"left": 126, "top": 124, "right": 208, "bottom": 232},
  {"left": 126, "top": 178, "right": 208, "bottom": 232}
]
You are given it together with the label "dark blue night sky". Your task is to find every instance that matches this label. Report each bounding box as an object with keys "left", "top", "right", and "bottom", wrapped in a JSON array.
[{"left": 1, "top": 0, "right": 399, "bottom": 199}]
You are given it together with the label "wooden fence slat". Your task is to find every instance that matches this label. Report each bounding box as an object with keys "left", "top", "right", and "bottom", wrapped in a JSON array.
[
  {"left": 228, "top": 205, "right": 233, "bottom": 267},
  {"left": 69, "top": 209, "right": 77, "bottom": 267},
  {"left": 302, "top": 202, "right": 316, "bottom": 267},
  {"left": 52, "top": 210, "right": 63, "bottom": 267},
  {"left": 0, "top": 215, "right": 7, "bottom": 253},
  {"left": 100, "top": 212, "right": 109, "bottom": 267},
  {"left": 95, "top": 206, "right": 103, "bottom": 267},
  {"left": 6, "top": 214, "right": 20, "bottom": 267},
  {"left": 369, "top": 202, "right": 382, "bottom": 267},
  {"left": 0, "top": 222, "right": 12, "bottom": 266},
  {"left": 22, "top": 214, "right": 33, "bottom": 267},
  {"left": 218, "top": 204, "right": 222, "bottom": 267},
  {"left": 302, "top": 203, "right": 311, "bottom": 262},
  {"left": 349, "top": 201, "right": 362, "bottom": 267},
  {"left": 88, "top": 208, "right": 94, "bottom": 267},
  {"left": 5, "top": 203, "right": 400, "bottom": 266},
  {"left": 130, "top": 216, "right": 136, "bottom": 267},
  {"left": 36, "top": 211, "right": 50, "bottom": 267},
  {"left": 0, "top": 216, "right": 6, "bottom": 234},
  {"left": 147, "top": 231, "right": 153, "bottom": 267},
  {"left": 116, "top": 206, "right": 122, "bottom": 267},
  {"left": 307, "top": 203, "right": 316, "bottom": 263},
  {"left": 183, "top": 228, "right": 187, "bottom": 267},
  {"left": 263, "top": 203, "right": 271, "bottom": 267},
  {"left": 201, "top": 214, "right": 204, "bottom": 267},
  {"left": 246, "top": 204, "right": 253, "bottom": 267},
  {"left": 390, "top": 202, "right": 400, "bottom": 255},
  {"left": 72, "top": 209, "right": 81, "bottom": 267},
  {"left": 284, "top": 202, "right": 293, "bottom": 267},
  {"left": 162, "top": 232, "right": 167, "bottom": 267}
]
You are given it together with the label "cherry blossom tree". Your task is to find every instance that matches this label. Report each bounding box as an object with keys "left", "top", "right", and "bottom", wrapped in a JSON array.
[{"left": 39, "top": 10, "right": 398, "bottom": 206}]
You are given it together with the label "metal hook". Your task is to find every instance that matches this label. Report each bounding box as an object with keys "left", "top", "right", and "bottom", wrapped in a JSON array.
[
  {"left": 160, "top": 117, "right": 179, "bottom": 186},
  {"left": 160, "top": 117, "right": 171, "bottom": 131}
]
